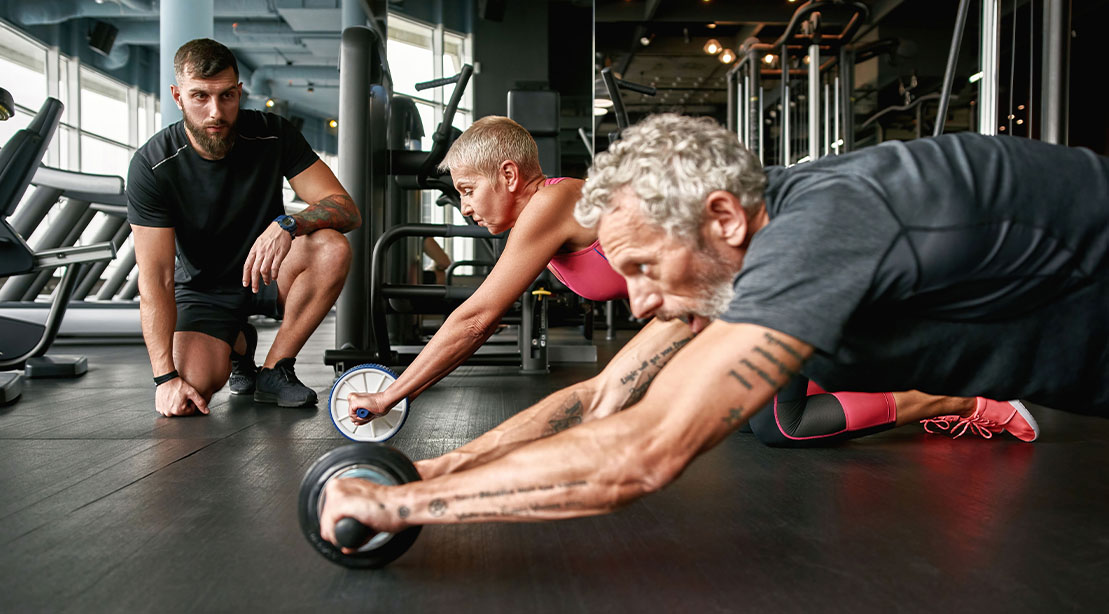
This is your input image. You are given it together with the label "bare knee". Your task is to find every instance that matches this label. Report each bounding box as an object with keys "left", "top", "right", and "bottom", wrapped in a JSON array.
[{"left": 304, "top": 229, "right": 351, "bottom": 279}]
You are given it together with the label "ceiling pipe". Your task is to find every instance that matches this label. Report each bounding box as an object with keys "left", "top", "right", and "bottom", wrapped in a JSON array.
[
  {"left": 113, "top": 20, "right": 337, "bottom": 47},
  {"left": 249, "top": 65, "right": 341, "bottom": 95},
  {"left": 115, "top": 0, "right": 156, "bottom": 10},
  {"left": 14, "top": 0, "right": 281, "bottom": 26}
]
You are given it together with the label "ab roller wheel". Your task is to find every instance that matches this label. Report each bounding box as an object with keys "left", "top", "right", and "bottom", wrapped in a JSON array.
[
  {"left": 299, "top": 443, "right": 423, "bottom": 569},
  {"left": 328, "top": 364, "right": 410, "bottom": 442}
]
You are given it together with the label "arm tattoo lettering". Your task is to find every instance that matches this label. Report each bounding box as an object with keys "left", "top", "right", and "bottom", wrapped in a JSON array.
[
  {"left": 752, "top": 346, "right": 798, "bottom": 379},
  {"left": 291, "top": 194, "right": 360, "bottom": 234},
  {"left": 721, "top": 407, "right": 745, "bottom": 427},
  {"left": 740, "top": 358, "right": 779, "bottom": 388},
  {"left": 728, "top": 369, "right": 753, "bottom": 390},
  {"left": 451, "top": 480, "right": 588, "bottom": 502},
  {"left": 619, "top": 337, "right": 693, "bottom": 405},
  {"left": 454, "top": 500, "right": 585, "bottom": 521},
  {"left": 627, "top": 372, "right": 657, "bottom": 405},
  {"left": 546, "top": 397, "right": 584, "bottom": 434},
  {"left": 762, "top": 332, "right": 803, "bottom": 362}
]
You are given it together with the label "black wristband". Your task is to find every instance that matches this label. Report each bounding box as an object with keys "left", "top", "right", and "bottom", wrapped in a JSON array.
[{"left": 153, "top": 370, "right": 179, "bottom": 386}]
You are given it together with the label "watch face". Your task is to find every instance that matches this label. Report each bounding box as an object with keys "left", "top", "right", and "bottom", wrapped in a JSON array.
[{"left": 280, "top": 217, "right": 296, "bottom": 231}]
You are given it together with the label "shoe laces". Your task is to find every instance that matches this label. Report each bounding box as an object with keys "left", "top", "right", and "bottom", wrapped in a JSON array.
[
  {"left": 274, "top": 359, "right": 306, "bottom": 386},
  {"left": 920, "top": 414, "right": 997, "bottom": 439}
]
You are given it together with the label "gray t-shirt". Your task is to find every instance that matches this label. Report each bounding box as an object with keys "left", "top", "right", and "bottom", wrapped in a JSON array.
[{"left": 720, "top": 133, "right": 1109, "bottom": 414}]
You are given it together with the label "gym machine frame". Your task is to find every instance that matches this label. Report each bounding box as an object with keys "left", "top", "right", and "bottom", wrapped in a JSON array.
[{"left": 727, "top": 0, "right": 869, "bottom": 165}]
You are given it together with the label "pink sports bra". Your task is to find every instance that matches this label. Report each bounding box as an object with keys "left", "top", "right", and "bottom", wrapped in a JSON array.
[{"left": 543, "top": 177, "right": 630, "bottom": 302}]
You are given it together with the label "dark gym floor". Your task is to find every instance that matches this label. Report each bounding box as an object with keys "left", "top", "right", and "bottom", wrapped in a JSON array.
[{"left": 1, "top": 314, "right": 1107, "bottom": 613}]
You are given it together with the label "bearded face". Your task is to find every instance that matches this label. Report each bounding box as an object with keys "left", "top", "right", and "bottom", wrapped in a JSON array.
[
  {"left": 173, "top": 66, "right": 241, "bottom": 160},
  {"left": 183, "top": 111, "right": 236, "bottom": 159}
]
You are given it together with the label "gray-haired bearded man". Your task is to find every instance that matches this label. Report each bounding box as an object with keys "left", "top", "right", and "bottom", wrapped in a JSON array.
[{"left": 315, "top": 113, "right": 1107, "bottom": 543}]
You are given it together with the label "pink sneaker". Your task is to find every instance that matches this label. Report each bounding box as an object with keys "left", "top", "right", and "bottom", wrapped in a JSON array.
[{"left": 921, "top": 398, "right": 1039, "bottom": 442}]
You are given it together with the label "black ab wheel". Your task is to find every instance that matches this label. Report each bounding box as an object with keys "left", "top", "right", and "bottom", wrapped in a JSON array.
[{"left": 298, "top": 443, "right": 423, "bottom": 569}]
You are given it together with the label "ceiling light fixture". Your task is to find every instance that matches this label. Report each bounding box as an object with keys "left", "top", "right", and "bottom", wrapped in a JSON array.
[
  {"left": 703, "top": 38, "right": 722, "bottom": 54},
  {"left": 764, "top": 54, "right": 776, "bottom": 65},
  {"left": 265, "top": 98, "right": 275, "bottom": 108},
  {"left": 720, "top": 49, "right": 736, "bottom": 64},
  {"left": 593, "top": 107, "right": 609, "bottom": 117},
  {"left": 329, "top": 119, "right": 338, "bottom": 128},
  {"left": 594, "top": 98, "right": 614, "bottom": 108}
]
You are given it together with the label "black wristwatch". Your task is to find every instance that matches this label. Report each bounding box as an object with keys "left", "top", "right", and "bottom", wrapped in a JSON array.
[
  {"left": 274, "top": 214, "right": 297, "bottom": 238},
  {"left": 153, "top": 370, "right": 179, "bottom": 387}
]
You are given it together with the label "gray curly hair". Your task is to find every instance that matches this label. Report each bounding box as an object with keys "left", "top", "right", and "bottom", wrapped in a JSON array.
[{"left": 576, "top": 113, "right": 767, "bottom": 242}]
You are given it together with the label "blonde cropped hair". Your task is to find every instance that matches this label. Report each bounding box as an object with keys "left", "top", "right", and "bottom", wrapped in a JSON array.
[
  {"left": 439, "top": 116, "right": 543, "bottom": 184},
  {"left": 576, "top": 113, "right": 767, "bottom": 243}
]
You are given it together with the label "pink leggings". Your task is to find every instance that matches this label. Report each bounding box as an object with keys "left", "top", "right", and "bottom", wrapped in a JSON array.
[{"left": 747, "top": 377, "right": 897, "bottom": 447}]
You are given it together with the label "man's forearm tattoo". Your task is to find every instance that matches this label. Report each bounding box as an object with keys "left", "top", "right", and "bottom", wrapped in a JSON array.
[
  {"left": 732, "top": 333, "right": 805, "bottom": 391},
  {"left": 618, "top": 336, "right": 694, "bottom": 404},
  {"left": 428, "top": 498, "right": 447, "bottom": 517},
  {"left": 546, "top": 397, "right": 584, "bottom": 435},
  {"left": 627, "top": 372, "right": 657, "bottom": 405},
  {"left": 739, "top": 358, "right": 778, "bottom": 388},
  {"left": 445, "top": 481, "right": 588, "bottom": 520},
  {"left": 292, "top": 194, "right": 360, "bottom": 234},
  {"left": 763, "top": 332, "right": 802, "bottom": 362},
  {"left": 454, "top": 500, "right": 586, "bottom": 521},
  {"left": 728, "top": 369, "right": 753, "bottom": 390},
  {"left": 752, "top": 346, "right": 798, "bottom": 380},
  {"left": 722, "top": 407, "right": 745, "bottom": 427}
]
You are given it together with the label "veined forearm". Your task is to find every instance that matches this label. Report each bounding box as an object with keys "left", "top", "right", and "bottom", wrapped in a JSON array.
[
  {"left": 292, "top": 194, "right": 360, "bottom": 234},
  {"left": 137, "top": 276, "right": 177, "bottom": 375},
  {"left": 389, "top": 310, "right": 501, "bottom": 404},
  {"left": 400, "top": 415, "right": 658, "bottom": 525},
  {"left": 417, "top": 324, "right": 694, "bottom": 478},
  {"left": 418, "top": 385, "right": 595, "bottom": 477}
]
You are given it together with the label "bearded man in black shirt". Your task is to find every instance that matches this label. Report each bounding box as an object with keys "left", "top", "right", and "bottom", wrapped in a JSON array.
[{"left": 127, "top": 39, "right": 359, "bottom": 417}]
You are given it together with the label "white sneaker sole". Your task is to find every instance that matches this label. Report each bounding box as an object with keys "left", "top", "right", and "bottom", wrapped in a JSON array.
[{"left": 1008, "top": 400, "right": 1040, "bottom": 442}]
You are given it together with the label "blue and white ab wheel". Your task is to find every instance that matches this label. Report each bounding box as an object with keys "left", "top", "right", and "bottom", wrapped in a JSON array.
[{"left": 328, "top": 364, "right": 410, "bottom": 442}]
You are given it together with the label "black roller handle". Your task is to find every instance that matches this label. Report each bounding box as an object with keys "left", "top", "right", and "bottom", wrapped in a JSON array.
[
  {"left": 415, "top": 64, "right": 474, "bottom": 188},
  {"left": 335, "top": 517, "right": 377, "bottom": 549}
]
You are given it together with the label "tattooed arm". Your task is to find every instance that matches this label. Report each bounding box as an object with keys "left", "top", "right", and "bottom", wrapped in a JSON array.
[
  {"left": 287, "top": 159, "right": 360, "bottom": 234},
  {"left": 319, "top": 322, "right": 813, "bottom": 539},
  {"left": 415, "top": 317, "right": 695, "bottom": 479},
  {"left": 242, "top": 160, "right": 360, "bottom": 291}
]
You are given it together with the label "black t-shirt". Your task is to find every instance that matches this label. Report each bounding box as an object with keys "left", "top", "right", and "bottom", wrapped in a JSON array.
[
  {"left": 126, "top": 110, "right": 318, "bottom": 288},
  {"left": 720, "top": 133, "right": 1109, "bottom": 414}
]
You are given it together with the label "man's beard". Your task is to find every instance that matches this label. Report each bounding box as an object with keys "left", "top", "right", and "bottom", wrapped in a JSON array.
[
  {"left": 184, "top": 115, "right": 236, "bottom": 158},
  {"left": 690, "top": 271, "right": 736, "bottom": 319},
  {"left": 657, "top": 248, "right": 737, "bottom": 322}
]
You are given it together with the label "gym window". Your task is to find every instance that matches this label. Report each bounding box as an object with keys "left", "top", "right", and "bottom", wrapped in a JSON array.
[{"left": 387, "top": 13, "right": 474, "bottom": 268}]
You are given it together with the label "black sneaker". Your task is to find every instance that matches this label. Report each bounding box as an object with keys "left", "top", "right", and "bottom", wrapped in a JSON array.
[
  {"left": 253, "top": 357, "right": 318, "bottom": 407},
  {"left": 228, "top": 322, "right": 258, "bottom": 395}
]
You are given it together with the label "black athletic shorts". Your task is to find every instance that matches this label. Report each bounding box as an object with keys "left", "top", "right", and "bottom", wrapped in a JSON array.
[{"left": 175, "top": 282, "right": 283, "bottom": 346}]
